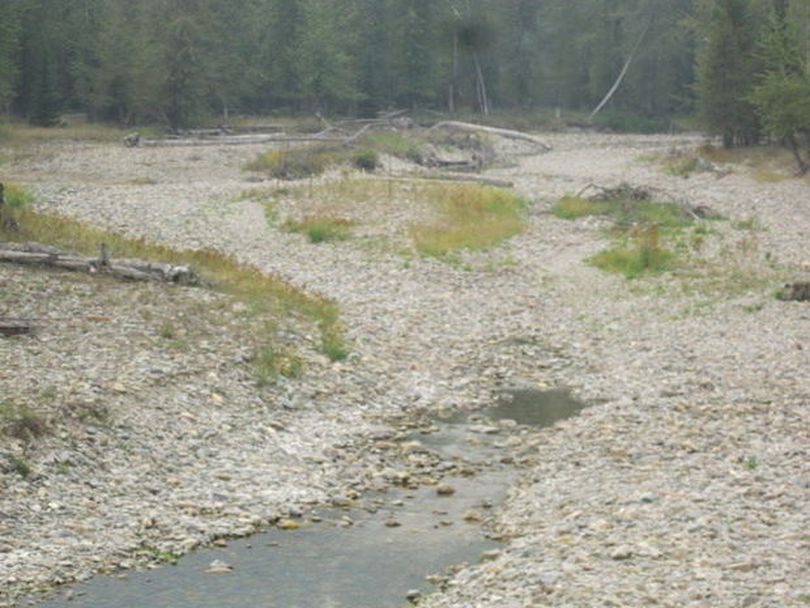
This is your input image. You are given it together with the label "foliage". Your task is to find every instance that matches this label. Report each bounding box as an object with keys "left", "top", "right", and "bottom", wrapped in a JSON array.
[
  {"left": 284, "top": 216, "right": 354, "bottom": 243},
  {"left": 255, "top": 347, "right": 305, "bottom": 386},
  {"left": 410, "top": 185, "right": 526, "bottom": 258},
  {"left": 0, "top": 0, "right": 701, "bottom": 126},
  {"left": 245, "top": 146, "right": 340, "bottom": 179},
  {"left": 0, "top": 401, "right": 48, "bottom": 442},
  {"left": 351, "top": 149, "right": 380, "bottom": 171},
  {"left": 0, "top": 207, "right": 346, "bottom": 360},
  {"left": 693, "top": 0, "right": 765, "bottom": 147},
  {"left": 2, "top": 183, "right": 34, "bottom": 209},
  {"left": 749, "top": 8, "right": 810, "bottom": 173},
  {"left": 590, "top": 225, "right": 677, "bottom": 279}
]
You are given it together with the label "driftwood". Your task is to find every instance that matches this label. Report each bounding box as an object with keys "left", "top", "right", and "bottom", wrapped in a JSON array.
[
  {"left": 385, "top": 173, "right": 514, "bottom": 189},
  {"left": 0, "top": 319, "right": 32, "bottom": 337},
  {"left": 137, "top": 134, "right": 346, "bottom": 148},
  {"left": 430, "top": 121, "right": 552, "bottom": 152},
  {"left": 0, "top": 242, "right": 199, "bottom": 285}
]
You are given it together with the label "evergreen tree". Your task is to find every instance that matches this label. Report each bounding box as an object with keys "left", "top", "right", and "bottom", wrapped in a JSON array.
[{"left": 694, "top": 0, "right": 764, "bottom": 146}]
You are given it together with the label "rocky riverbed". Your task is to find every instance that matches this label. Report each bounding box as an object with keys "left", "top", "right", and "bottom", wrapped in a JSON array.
[{"left": 1, "top": 132, "right": 809, "bottom": 607}]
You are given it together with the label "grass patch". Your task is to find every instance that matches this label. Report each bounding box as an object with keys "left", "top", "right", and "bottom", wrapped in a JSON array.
[
  {"left": 589, "top": 225, "right": 676, "bottom": 279},
  {"left": 0, "top": 202, "right": 347, "bottom": 361},
  {"left": 284, "top": 215, "right": 354, "bottom": 243},
  {"left": 664, "top": 155, "right": 700, "bottom": 178},
  {"left": 2, "top": 182, "right": 35, "bottom": 208},
  {"left": 245, "top": 145, "right": 343, "bottom": 180},
  {"left": 552, "top": 196, "right": 612, "bottom": 220},
  {"left": 0, "top": 401, "right": 48, "bottom": 442},
  {"left": 360, "top": 132, "right": 423, "bottom": 162},
  {"left": 553, "top": 195, "right": 694, "bottom": 233},
  {"left": 255, "top": 347, "right": 305, "bottom": 386},
  {"left": 410, "top": 185, "right": 527, "bottom": 258}
]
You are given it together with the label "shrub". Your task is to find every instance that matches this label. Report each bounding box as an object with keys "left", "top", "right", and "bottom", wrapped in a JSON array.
[
  {"left": 0, "top": 401, "right": 48, "bottom": 441},
  {"left": 352, "top": 149, "right": 380, "bottom": 171},
  {"left": 245, "top": 146, "right": 340, "bottom": 180}
]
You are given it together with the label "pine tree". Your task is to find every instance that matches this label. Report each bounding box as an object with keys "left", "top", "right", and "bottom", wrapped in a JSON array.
[{"left": 694, "top": 0, "right": 764, "bottom": 147}]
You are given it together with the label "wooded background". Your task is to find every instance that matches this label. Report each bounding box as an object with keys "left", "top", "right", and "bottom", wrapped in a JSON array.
[{"left": 0, "top": 0, "right": 809, "bottom": 150}]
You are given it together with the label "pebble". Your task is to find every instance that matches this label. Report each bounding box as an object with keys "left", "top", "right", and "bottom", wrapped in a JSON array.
[{"left": 2, "top": 133, "right": 808, "bottom": 608}]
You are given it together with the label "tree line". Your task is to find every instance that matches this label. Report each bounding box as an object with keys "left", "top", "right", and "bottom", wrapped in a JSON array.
[{"left": 0, "top": 0, "right": 808, "bottom": 157}]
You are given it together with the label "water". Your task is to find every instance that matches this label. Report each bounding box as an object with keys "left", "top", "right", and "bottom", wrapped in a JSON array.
[
  {"left": 486, "top": 388, "right": 588, "bottom": 427},
  {"left": 41, "top": 475, "right": 507, "bottom": 608},
  {"left": 38, "top": 389, "right": 588, "bottom": 608}
]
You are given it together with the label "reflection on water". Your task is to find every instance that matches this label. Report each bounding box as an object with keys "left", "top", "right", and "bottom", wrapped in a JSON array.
[{"left": 487, "top": 389, "right": 588, "bottom": 427}]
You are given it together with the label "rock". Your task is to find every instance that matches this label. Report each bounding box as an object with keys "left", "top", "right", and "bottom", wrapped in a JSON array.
[
  {"left": 205, "top": 560, "right": 233, "bottom": 575},
  {"left": 276, "top": 519, "right": 302, "bottom": 531},
  {"left": 463, "top": 510, "right": 484, "bottom": 523},
  {"left": 406, "top": 589, "right": 422, "bottom": 603},
  {"left": 384, "top": 518, "right": 401, "bottom": 528},
  {"left": 436, "top": 483, "right": 456, "bottom": 496},
  {"left": 480, "top": 549, "right": 502, "bottom": 561},
  {"left": 610, "top": 546, "right": 634, "bottom": 561}
]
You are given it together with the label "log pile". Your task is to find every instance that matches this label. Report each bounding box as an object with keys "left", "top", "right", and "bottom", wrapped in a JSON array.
[{"left": 0, "top": 242, "right": 200, "bottom": 285}]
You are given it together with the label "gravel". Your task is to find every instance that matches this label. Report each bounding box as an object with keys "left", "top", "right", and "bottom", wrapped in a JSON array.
[{"left": 2, "top": 132, "right": 809, "bottom": 607}]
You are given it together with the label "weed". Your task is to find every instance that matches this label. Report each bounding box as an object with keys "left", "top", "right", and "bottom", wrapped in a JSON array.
[
  {"left": 7, "top": 455, "right": 32, "bottom": 478},
  {"left": 284, "top": 216, "right": 354, "bottom": 243},
  {"left": 245, "top": 146, "right": 341, "bottom": 180},
  {"left": 734, "top": 217, "right": 760, "bottom": 231},
  {"left": 743, "top": 302, "right": 765, "bottom": 313},
  {"left": 410, "top": 185, "right": 527, "bottom": 257},
  {"left": 2, "top": 182, "right": 34, "bottom": 209},
  {"left": 0, "top": 401, "right": 48, "bottom": 441},
  {"left": 255, "top": 347, "right": 305, "bottom": 386},
  {"left": 55, "top": 462, "right": 73, "bottom": 475},
  {"left": 590, "top": 225, "right": 676, "bottom": 279},
  {"left": 351, "top": 149, "right": 380, "bottom": 171},
  {"left": 360, "top": 132, "right": 424, "bottom": 163},
  {"left": 743, "top": 455, "right": 759, "bottom": 470},
  {"left": 320, "top": 322, "right": 349, "bottom": 361},
  {"left": 664, "top": 155, "right": 700, "bottom": 177},
  {"left": 159, "top": 322, "right": 176, "bottom": 339},
  {"left": 0, "top": 208, "right": 347, "bottom": 363},
  {"left": 552, "top": 196, "right": 611, "bottom": 219},
  {"left": 135, "top": 545, "right": 181, "bottom": 565}
]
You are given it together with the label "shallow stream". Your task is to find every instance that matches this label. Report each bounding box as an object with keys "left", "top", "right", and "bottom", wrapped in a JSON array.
[{"left": 39, "top": 389, "right": 587, "bottom": 608}]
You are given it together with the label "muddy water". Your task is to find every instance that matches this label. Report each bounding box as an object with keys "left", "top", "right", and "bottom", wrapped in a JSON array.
[{"left": 39, "top": 390, "right": 587, "bottom": 608}]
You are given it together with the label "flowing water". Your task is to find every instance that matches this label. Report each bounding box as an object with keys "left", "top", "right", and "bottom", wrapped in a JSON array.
[{"left": 39, "top": 389, "right": 588, "bottom": 608}]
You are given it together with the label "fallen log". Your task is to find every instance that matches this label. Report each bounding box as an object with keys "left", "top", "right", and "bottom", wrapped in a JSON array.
[
  {"left": 0, "top": 319, "right": 32, "bottom": 337},
  {"left": 136, "top": 134, "right": 346, "bottom": 148},
  {"left": 0, "top": 242, "right": 199, "bottom": 285},
  {"left": 430, "top": 121, "right": 552, "bottom": 152},
  {"left": 384, "top": 173, "right": 514, "bottom": 189}
]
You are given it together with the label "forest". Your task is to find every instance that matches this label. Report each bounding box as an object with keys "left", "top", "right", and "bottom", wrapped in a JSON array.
[{"left": 1, "top": 0, "right": 810, "bottom": 160}]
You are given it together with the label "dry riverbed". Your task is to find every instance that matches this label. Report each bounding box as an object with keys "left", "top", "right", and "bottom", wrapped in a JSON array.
[{"left": 1, "top": 132, "right": 809, "bottom": 607}]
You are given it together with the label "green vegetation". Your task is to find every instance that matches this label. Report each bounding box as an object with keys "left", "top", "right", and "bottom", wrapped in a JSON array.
[
  {"left": 246, "top": 146, "right": 341, "bottom": 180},
  {"left": 255, "top": 347, "right": 305, "bottom": 386},
  {"left": 552, "top": 197, "right": 611, "bottom": 220},
  {"left": 553, "top": 196, "right": 694, "bottom": 232},
  {"left": 359, "top": 133, "right": 423, "bottom": 163},
  {"left": 590, "top": 225, "right": 677, "bottom": 279},
  {"left": 284, "top": 216, "right": 354, "bottom": 244},
  {"left": 7, "top": 455, "right": 32, "bottom": 478},
  {"left": 410, "top": 185, "right": 527, "bottom": 258},
  {"left": 2, "top": 182, "right": 34, "bottom": 208},
  {"left": 0, "top": 198, "right": 347, "bottom": 363},
  {"left": 351, "top": 149, "right": 380, "bottom": 172},
  {"left": 0, "top": 401, "right": 48, "bottom": 442},
  {"left": 135, "top": 545, "right": 182, "bottom": 565}
]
